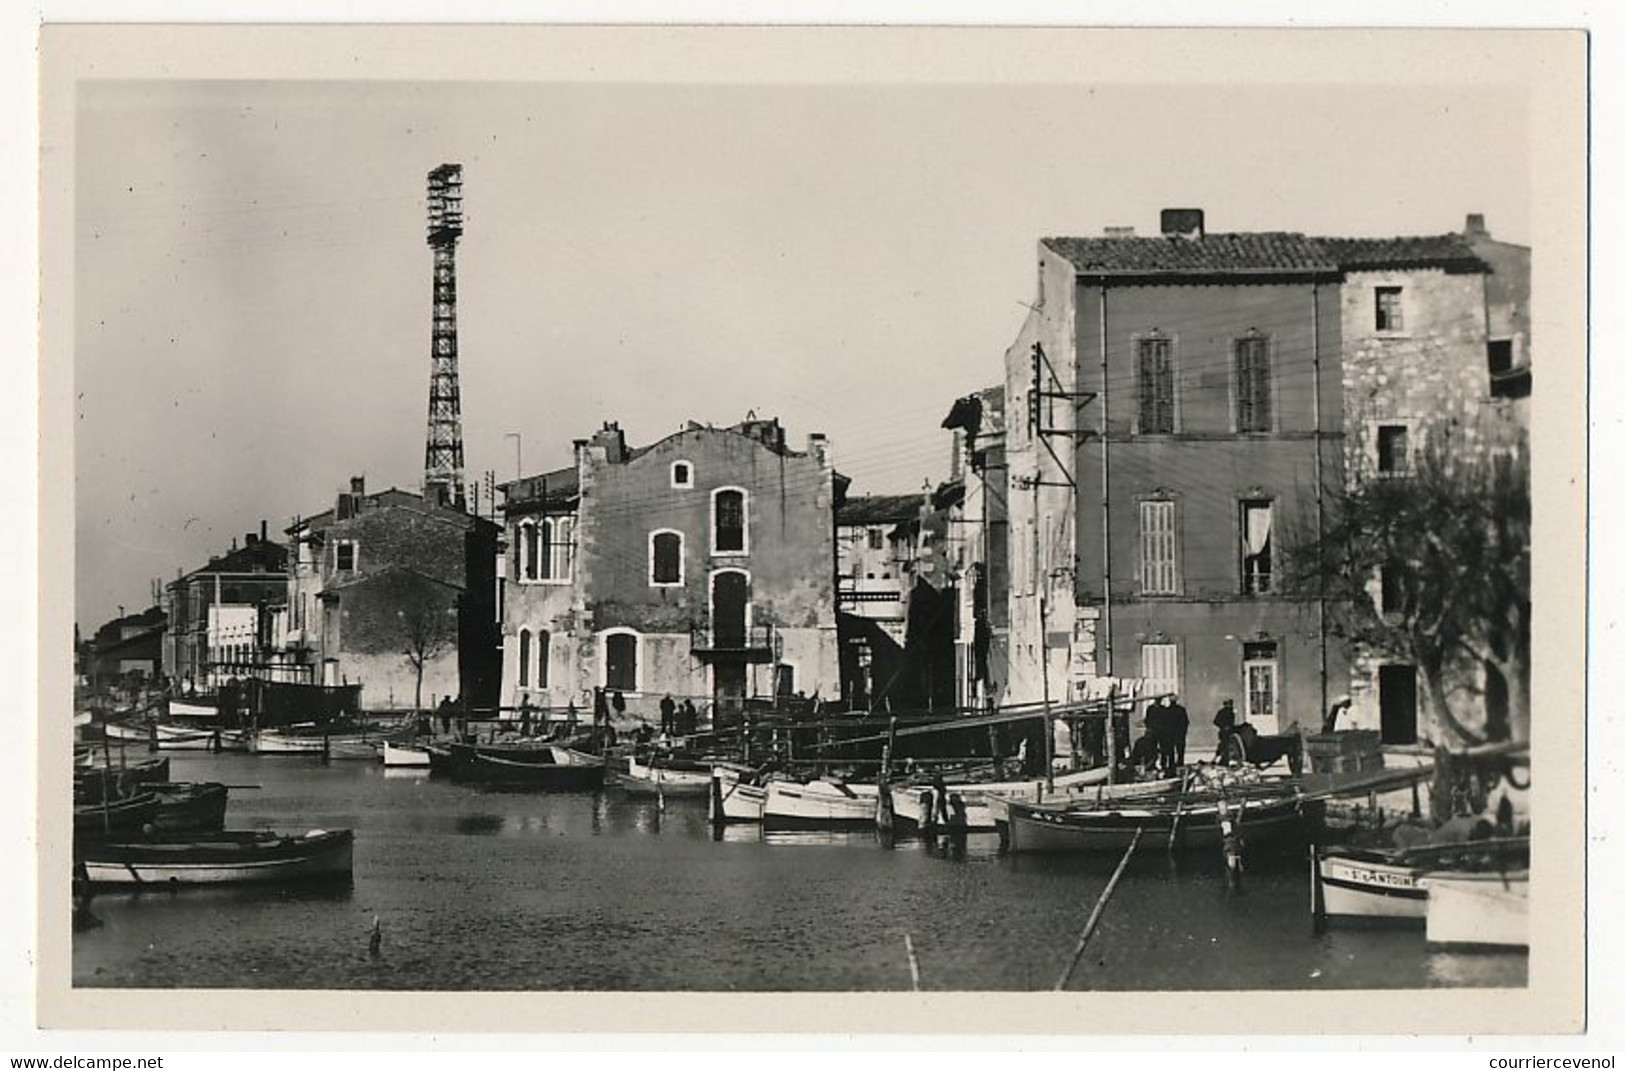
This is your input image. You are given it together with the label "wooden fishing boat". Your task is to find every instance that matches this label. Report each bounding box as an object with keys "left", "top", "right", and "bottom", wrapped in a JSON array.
[
  {"left": 1313, "top": 837, "right": 1529, "bottom": 923},
  {"left": 456, "top": 742, "right": 606, "bottom": 790},
  {"left": 167, "top": 697, "right": 219, "bottom": 720},
  {"left": 1003, "top": 790, "right": 1310, "bottom": 854},
  {"left": 620, "top": 755, "right": 714, "bottom": 797},
  {"left": 74, "top": 757, "right": 171, "bottom": 799},
  {"left": 248, "top": 728, "right": 331, "bottom": 754},
  {"left": 149, "top": 782, "right": 230, "bottom": 834},
  {"left": 883, "top": 767, "right": 1155, "bottom": 835},
  {"left": 1421, "top": 869, "right": 1529, "bottom": 948},
  {"left": 381, "top": 741, "right": 432, "bottom": 767},
  {"left": 74, "top": 792, "right": 159, "bottom": 837},
  {"left": 982, "top": 774, "right": 1184, "bottom": 836},
  {"left": 78, "top": 829, "right": 354, "bottom": 887},
  {"left": 710, "top": 764, "right": 768, "bottom": 823},
  {"left": 102, "top": 720, "right": 154, "bottom": 744},
  {"left": 762, "top": 778, "right": 881, "bottom": 828}
]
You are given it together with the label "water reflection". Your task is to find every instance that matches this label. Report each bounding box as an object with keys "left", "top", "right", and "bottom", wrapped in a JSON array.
[{"left": 453, "top": 813, "right": 507, "bottom": 835}]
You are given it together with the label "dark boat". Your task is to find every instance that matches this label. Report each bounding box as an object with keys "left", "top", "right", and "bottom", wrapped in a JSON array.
[
  {"left": 78, "top": 829, "right": 355, "bottom": 887},
  {"left": 73, "top": 791, "right": 160, "bottom": 837},
  {"left": 454, "top": 742, "right": 606, "bottom": 790},
  {"left": 74, "top": 757, "right": 171, "bottom": 801},
  {"left": 149, "top": 782, "right": 230, "bottom": 834},
  {"left": 1004, "top": 790, "right": 1312, "bottom": 854}
]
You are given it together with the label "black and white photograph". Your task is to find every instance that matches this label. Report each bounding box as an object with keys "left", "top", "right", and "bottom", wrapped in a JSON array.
[{"left": 30, "top": 22, "right": 1590, "bottom": 1038}]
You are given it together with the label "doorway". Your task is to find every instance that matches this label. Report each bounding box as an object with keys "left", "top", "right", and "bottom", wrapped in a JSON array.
[{"left": 1379, "top": 664, "right": 1418, "bottom": 745}]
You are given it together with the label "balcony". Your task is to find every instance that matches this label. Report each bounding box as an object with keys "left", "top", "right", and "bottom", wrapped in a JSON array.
[{"left": 689, "top": 622, "right": 777, "bottom": 663}]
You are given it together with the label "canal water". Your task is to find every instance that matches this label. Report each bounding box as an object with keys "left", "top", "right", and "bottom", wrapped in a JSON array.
[{"left": 73, "top": 753, "right": 1526, "bottom": 991}]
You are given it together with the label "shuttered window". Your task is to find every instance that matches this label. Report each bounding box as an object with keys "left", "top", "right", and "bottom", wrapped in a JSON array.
[
  {"left": 1139, "top": 500, "right": 1178, "bottom": 595},
  {"left": 650, "top": 531, "right": 683, "bottom": 585},
  {"left": 517, "top": 628, "right": 531, "bottom": 687},
  {"left": 535, "top": 630, "right": 550, "bottom": 688},
  {"left": 1141, "top": 643, "right": 1179, "bottom": 698},
  {"left": 1234, "top": 333, "right": 1272, "bottom": 433},
  {"left": 1137, "top": 335, "right": 1175, "bottom": 434},
  {"left": 714, "top": 489, "right": 746, "bottom": 553}
]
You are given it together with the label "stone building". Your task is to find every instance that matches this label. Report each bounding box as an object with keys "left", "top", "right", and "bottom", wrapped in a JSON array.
[
  {"left": 1323, "top": 222, "right": 1527, "bottom": 745},
  {"left": 940, "top": 385, "right": 1009, "bottom": 713},
  {"left": 86, "top": 606, "right": 167, "bottom": 688},
  {"left": 278, "top": 478, "right": 501, "bottom": 712},
  {"left": 162, "top": 525, "right": 287, "bottom": 692},
  {"left": 498, "top": 418, "right": 842, "bottom": 727},
  {"left": 835, "top": 493, "right": 925, "bottom": 643},
  {"left": 1004, "top": 211, "right": 1349, "bottom": 754}
]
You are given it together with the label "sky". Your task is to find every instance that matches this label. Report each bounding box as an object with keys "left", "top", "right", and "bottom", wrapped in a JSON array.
[{"left": 73, "top": 78, "right": 1529, "bottom": 631}]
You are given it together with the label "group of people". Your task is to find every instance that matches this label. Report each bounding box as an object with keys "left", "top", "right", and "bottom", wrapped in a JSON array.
[
  {"left": 1126, "top": 694, "right": 1192, "bottom": 775},
  {"left": 657, "top": 694, "right": 700, "bottom": 738}
]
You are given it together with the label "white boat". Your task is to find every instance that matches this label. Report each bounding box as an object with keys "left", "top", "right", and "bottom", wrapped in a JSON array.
[
  {"left": 248, "top": 729, "right": 330, "bottom": 754},
  {"left": 621, "top": 755, "right": 714, "bottom": 797},
  {"left": 80, "top": 829, "right": 354, "bottom": 887},
  {"left": 1313, "top": 836, "right": 1530, "bottom": 923},
  {"left": 762, "top": 778, "right": 881, "bottom": 828},
  {"left": 153, "top": 722, "right": 230, "bottom": 751},
  {"left": 381, "top": 741, "right": 432, "bottom": 767},
  {"left": 103, "top": 721, "right": 153, "bottom": 743},
  {"left": 710, "top": 764, "right": 768, "bottom": 823},
  {"left": 885, "top": 767, "right": 1137, "bottom": 834},
  {"left": 167, "top": 698, "right": 219, "bottom": 720},
  {"left": 1421, "top": 870, "right": 1529, "bottom": 948},
  {"left": 982, "top": 773, "right": 1182, "bottom": 833}
]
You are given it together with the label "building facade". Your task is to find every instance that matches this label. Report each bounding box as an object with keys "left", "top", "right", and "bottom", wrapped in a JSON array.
[
  {"left": 162, "top": 527, "right": 287, "bottom": 692},
  {"left": 279, "top": 478, "right": 501, "bottom": 711},
  {"left": 499, "top": 418, "right": 842, "bottom": 726},
  {"left": 1003, "top": 211, "right": 1349, "bottom": 754}
]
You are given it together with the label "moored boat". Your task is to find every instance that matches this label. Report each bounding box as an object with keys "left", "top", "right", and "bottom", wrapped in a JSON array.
[
  {"left": 1421, "top": 869, "right": 1529, "bottom": 948},
  {"left": 149, "top": 781, "right": 230, "bottom": 834},
  {"left": 710, "top": 764, "right": 768, "bottom": 823},
  {"left": 620, "top": 755, "right": 714, "bottom": 797},
  {"left": 456, "top": 742, "right": 607, "bottom": 790},
  {"left": 78, "top": 829, "right": 355, "bottom": 887},
  {"left": 762, "top": 778, "right": 881, "bottom": 828},
  {"left": 248, "top": 728, "right": 331, "bottom": 754},
  {"left": 381, "top": 741, "right": 432, "bottom": 767},
  {"left": 1314, "top": 837, "right": 1528, "bottom": 923},
  {"left": 74, "top": 792, "right": 160, "bottom": 837},
  {"left": 885, "top": 767, "right": 1159, "bottom": 835},
  {"left": 1004, "top": 790, "right": 1310, "bottom": 854},
  {"left": 167, "top": 697, "right": 220, "bottom": 720},
  {"left": 102, "top": 720, "right": 154, "bottom": 744}
]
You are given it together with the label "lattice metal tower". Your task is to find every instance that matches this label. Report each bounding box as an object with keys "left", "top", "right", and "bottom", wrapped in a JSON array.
[{"left": 423, "top": 162, "right": 468, "bottom": 511}]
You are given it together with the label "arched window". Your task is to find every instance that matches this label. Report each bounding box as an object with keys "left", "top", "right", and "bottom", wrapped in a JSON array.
[
  {"left": 536, "top": 630, "right": 550, "bottom": 689},
  {"left": 517, "top": 628, "right": 531, "bottom": 687},
  {"left": 522, "top": 522, "right": 539, "bottom": 581},
  {"left": 650, "top": 530, "right": 683, "bottom": 585},
  {"left": 713, "top": 488, "right": 747, "bottom": 554},
  {"left": 604, "top": 631, "right": 639, "bottom": 693}
]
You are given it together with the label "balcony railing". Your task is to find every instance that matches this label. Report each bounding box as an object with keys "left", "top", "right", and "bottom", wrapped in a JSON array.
[{"left": 689, "top": 622, "right": 776, "bottom": 663}]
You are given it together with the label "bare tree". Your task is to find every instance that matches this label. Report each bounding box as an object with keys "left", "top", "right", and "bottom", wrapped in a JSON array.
[
  {"left": 399, "top": 598, "right": 457, "bottom": 715},
  {"left": 1289, "top": 431, "right": 1529, "bottom": 747}
]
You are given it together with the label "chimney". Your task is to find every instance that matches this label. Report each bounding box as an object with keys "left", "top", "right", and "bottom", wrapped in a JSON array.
[
  {"left": 245, "top": 531, "right": 258, "bottom": 547},
  {"left": 1104, "top": 225, "right": 1136, "bottom": 239},
  {"left": 1465, "top": 213, "right": 1488, "bottom": 238},
  {"left": 350, "top": 475, "right": 366, "bottom": 496},
  {"left": 260, "top": 519, "right": 268, "bottom": 542},
  {"left": 808, "top": 432, "right": 829, "bottom": 466},
  {"left": 1160, "top": 208, "right": 1205, "bottom": 240},
  {"left": 591, "top": 421, "right": 627, "bottom": 463}
]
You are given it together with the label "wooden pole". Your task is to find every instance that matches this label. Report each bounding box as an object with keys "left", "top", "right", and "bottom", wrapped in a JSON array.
[
  {"left": 1309, "top": 843, "right": 1326, "bottom": 934},
  {"left": 1166, "top": 770, "right": 1190, "bottom": 853},
  {"left": 1054, "top": 825, "right": 1144, "bottom": 990},
  {"left": 903, "top": 934, "right": 922, "bottom": 992}
]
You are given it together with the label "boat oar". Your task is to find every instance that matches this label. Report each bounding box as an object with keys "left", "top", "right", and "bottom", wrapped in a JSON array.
[
  {"left": 1055, "top": 825, "right": 1144, "bottom": 991},
  {"left": 1167, "top": 771, "right": 1191, "bottom": 853},
  {"left": 903, "top": 933, "right": 922, "bottom": 992}
]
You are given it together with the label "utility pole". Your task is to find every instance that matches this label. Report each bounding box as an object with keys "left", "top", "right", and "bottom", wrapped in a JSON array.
[{"left": 423, "top": 163, "right": 468, "bottom": 512}]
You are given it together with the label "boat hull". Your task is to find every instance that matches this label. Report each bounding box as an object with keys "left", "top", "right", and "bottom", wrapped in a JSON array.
[
  {"left": 457, "top": 744, "right": 607, "bottom": 790},
  {"left": 80, "top": 830, "right": 354, "bottom": 887},
  {"left": 709, "top": 766, "right": 766, "bottom": 822},
  {"left": 888, "top": 769, "right": 1152, "bottom": 835},
  {"left": 762, "top": 780, "right": 880, "bottom": 828},
  {"left": 620, "top": 757, "right": 713, "bottom": 797},
  {"left": 1004, "top": 796, "right": 1307, "bottom": 854},
  {"left": 74, "top": 793, "right": 159, "bottom": 837},
  {"left": 248, "top": 730, "right": 330, "bottom": 754},
  {"left": 149, "top": 782, "right": 230, "bottom": 835},
  {"left": 1422, "top": 871, "right": 1529, "bottom": 948},
  {"left": 102, "top": 721, "right": 153, "bottom": 743},
  {"left": 1317, "top": 850, "right": 1429, "bottom": 920},
  {"left": 381, "top": 742, "right": 432, "bottom": 767}
]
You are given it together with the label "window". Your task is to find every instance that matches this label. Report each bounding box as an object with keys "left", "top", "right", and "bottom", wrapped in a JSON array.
[
  {"left": 1379, "top": 562, "right": 1408, "bottom": 616},
  {"left": 867, "top": 527, "right": 884, "bottom": 550},
  {"left": 535, "top": 630, "right": 550, "bottom": 688},
  {"left": 1377, "top": 425, "right": 1410, "bottom": 474},
  {"left": 539, "top": 516, "right": 574, "bottom": 581},
  {"left": 517, "top": 628, "right": 531, "bottom": 687},
  {"left": 1242, "top": 641, "right": 1279, "bottom": 732},
  {"left": 1234, "top": 332, "right": 1272, "bottom": 433},
  {"left": 713, "top": 488, "right": 747, "bottom": 554},
  {"left": 605, "top": 632, "right": 638, "bottom": 692},
  {"left": 1488, "top": 340, "right": 1531, "bottom": 400},
  {"left": 1136, "top": 334, "right": 1175, "bottom": 434},
  {"left": 776, "top": 663, "right": 796, "bottom": 697},
  {"left": 521, "top": 522, "right": 540, "bottom": 581},
  {"left": 335, "top": 541, "right": 357, "bottom": 572},
  {"left": 650, "top": 530, "right": 683, "bottom": 586},
  {"left": 671, "top": 461, "right": 693, "bottom": 488},
  {"left": 1139, "top": 500, "right": 1178, "bottom": 595},
  {"left": 1240, "top": 500, "right": 1274, "bottom": 595},
  {"left": 1375, "top": 287, "right": 1404, "bottom": 332},
  {"left": 1141, "top": 643, "right": 1179, "bottom": 699},
  {"left": 1487, "top": 339, "right": 1515, "bottom": 377}
]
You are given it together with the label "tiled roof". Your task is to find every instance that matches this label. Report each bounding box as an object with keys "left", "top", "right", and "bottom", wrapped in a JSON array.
[
  {"left": 838, "top": 494, "right": 926, "bottom": 527},
  {"left": 1044, "top": 233, "right": 1337, "bottom": 276},
  {"left": 181, "top": 539, "right": 287, "bottom": 579},
  {"left": 1317, "top": 234, "right": 1487, "bottom": 274},
  {"left": 499, "top": 466, "right": 580, "bottom": 511}
]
